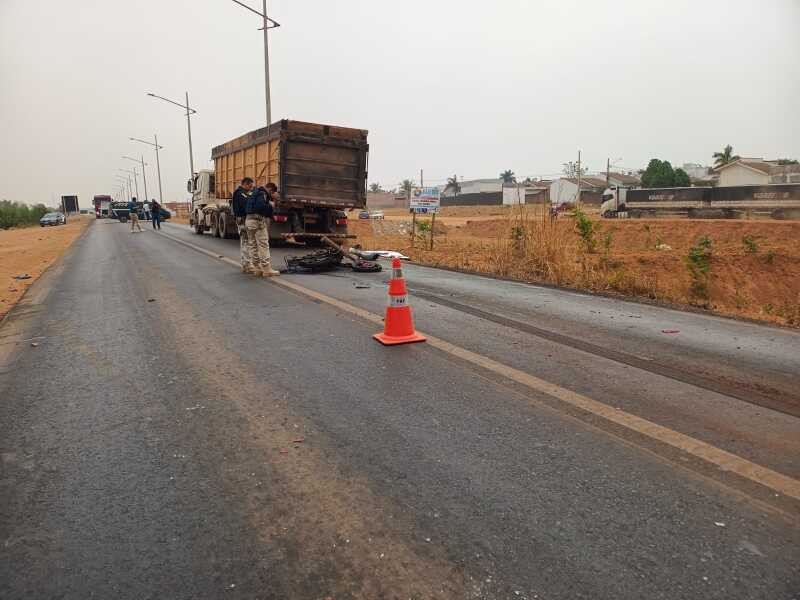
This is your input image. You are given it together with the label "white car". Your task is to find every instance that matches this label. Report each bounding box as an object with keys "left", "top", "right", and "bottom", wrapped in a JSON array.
[{"left": 369, "top": 210, "right": 385, "bottom": 220}]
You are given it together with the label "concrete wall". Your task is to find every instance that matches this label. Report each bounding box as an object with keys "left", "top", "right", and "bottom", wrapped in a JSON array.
[
  {"left": 719, "top": 164, "right": 769, "bottom": 187},
  {"left": 367, "top": 191, "right": 407, "bottom": 209},
  {"left": 550, "top": 179, "right": 578, "bottom": 206},
  {"left": 502, "top": 185, "right": 526, "bottom": 205}
]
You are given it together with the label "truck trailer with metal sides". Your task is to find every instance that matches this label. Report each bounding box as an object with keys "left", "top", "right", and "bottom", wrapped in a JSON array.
[
  {"left": 61, "top": 195, "right": 79, "bottom": 214},
  {"left": 93, "top": 195, "right": 112, "bottom": 218},
  {"left": 189, "top": 119, "right": 369, "bottom": 242},
  {"left": 600, "top": 184, "right": 800, "bottom": 219}
]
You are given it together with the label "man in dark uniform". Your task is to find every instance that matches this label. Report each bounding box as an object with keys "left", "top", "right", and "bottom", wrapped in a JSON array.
[{"left": 232, "top": 177, "right": 254, "bottom": 273}]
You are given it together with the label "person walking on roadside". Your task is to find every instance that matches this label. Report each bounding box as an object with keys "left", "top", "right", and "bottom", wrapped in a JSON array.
[
  {"left": 128, "top": 197, "right": 142, "bottom": 232},
  {"left": 232, "top": 177, "right": 254, "bottom": 273},
  {"left": 245, "top": 183, "right": 279, "bottom": 277},
  {"left": 150, "top": 198, "right": 162, "bottom": 230}
]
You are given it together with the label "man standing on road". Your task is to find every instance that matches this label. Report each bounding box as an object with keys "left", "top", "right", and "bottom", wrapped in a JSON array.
[
  {"left": 245, "top": 183, "right": 279, "bottom": 277},
  {"left": 232, "top": 177, "right": 254, "bottom": 273},
  {"left": 128, "top": 197, "right": 142, "bottom": 232},
  {"left": 150, "top": 198, "right": 162, "bottom": 230}
]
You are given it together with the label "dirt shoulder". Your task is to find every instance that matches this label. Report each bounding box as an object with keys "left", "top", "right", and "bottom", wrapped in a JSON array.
[
  {"left": 1, "top": 217, "right": 91, "bottom": 320},
  {"left": 350, "top": 213, "right": 800, "bottom": 328}
]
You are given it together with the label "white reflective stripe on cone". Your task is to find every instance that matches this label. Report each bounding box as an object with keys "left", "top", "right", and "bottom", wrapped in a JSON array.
[
  {"left": 392, "top": 268, "right": 403, "bottom": 279},
  {"left": 388, "top": 294, "right": 408, "bottom": 307}
]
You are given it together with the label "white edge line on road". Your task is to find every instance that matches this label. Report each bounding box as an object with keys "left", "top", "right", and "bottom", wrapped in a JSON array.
[{"left": 156, "top": 228, "right": 800, "bottom": 503}]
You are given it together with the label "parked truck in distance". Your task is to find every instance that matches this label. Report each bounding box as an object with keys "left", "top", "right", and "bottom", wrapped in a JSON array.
[
  {"left": 189, "top": 119, "right": 369, "bottom": 242},
  {"left": 601, "top": 184, "right": 800, "bottom": 219},
  {"left": 93, "top": 195, "right": 112, "bottom": 218}
]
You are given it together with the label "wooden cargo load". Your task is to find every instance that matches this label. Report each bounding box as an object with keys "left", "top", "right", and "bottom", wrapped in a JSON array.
[{"left": 211, "top": 120, "right": 369, "bottom": 210}]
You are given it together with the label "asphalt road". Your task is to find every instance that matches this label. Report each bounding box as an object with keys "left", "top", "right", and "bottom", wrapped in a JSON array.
[{"left": 1, "top": 219, "right": 798, "bottom": 599}]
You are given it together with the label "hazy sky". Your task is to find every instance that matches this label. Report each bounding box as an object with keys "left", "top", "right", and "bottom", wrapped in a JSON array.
[{"left": 2, "top": 0, "right": 799, "bottom": 206}]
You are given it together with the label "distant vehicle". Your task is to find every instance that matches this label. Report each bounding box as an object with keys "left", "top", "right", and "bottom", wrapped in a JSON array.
[
  {"left": 61, "top": 195, "right": 79, "bottom": 214},
  {"left": 40, "top": 212, "right": 66, "bottom": 227},
  {"left": 358, "top": 210, "right": 370, "bottom": 219},
  {"left": 93, "top": 195, "right": 112, "bottom": 218},
  {"left": 601, "top": 184, "right": 800, "bottom": 219},
  {"left": 369, "top": 210, "right": 385, "bottom": 220},
  {"left": 110, "top": 201, "right": 131, "bottom": 222}
]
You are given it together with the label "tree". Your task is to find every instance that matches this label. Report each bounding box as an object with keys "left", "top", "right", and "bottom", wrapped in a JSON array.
[
  {"left": 562, "top": 161, "right": 587, "bottom": 177},
  {"left": 399, "top": 179, "right": 415, "bottom": 197},
  {"left": 443, "top": 174, "right": 461, "bottom": 198},
  {"left": 500, "top": 170, "right": 516, "bottom": 183},
  {"left": 673, "top": 168, "right": 691, "bottom": 187},
  {"left": 712, "top": 144, "right": 739, "bottom": 167},
  {"left": 369, "top": 182, "right": 383, "bottom": 193},
  {"left": 641, "top": 159, "right": 676, "bottom": 188},
  {"left": 776, "top": 158, "right": 799, "bottom": 165}
]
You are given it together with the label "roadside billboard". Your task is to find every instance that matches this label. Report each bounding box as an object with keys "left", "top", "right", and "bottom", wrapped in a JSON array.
[{"left": 410, "top": 187, "right": 440, "bottom": 214}]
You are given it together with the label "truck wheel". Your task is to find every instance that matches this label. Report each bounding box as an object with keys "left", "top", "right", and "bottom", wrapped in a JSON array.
[
  {"left": 219, "top": 214, "right": 231, "bottom": 239},
  {"left": 194, "top": 213, "right": 204, "bottom": 234},
  {"left": 212, "top": 215, "right": 221, "bottom": 238}
]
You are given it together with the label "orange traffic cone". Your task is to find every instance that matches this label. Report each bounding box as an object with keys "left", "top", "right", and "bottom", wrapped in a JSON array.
[{"left": 373, "top": 258, "right": 426, "bottom": 345}]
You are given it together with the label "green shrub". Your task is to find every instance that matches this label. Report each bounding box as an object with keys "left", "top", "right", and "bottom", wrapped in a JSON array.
[
  {"left": 0, "top": 201, "right": 50, "bottom": 229},
  {"left": 742, "top": 235, "right": 759, "bottom": 254},
  {"left": 573, "top": 209, "right": 597, "bottom": 252},
  {"left": 685, "top": 235, "right": 712, "bottom": 302}
]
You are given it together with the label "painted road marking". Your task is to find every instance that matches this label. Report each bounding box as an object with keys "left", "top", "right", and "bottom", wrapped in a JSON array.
[{"left": 156, "top": 229, "right": 800, "bottom": 503}]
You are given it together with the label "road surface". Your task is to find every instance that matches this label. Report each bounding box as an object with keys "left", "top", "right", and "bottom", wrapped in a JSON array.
[{"left": 1, "top": 219, "right": 798, "bottom": 599}]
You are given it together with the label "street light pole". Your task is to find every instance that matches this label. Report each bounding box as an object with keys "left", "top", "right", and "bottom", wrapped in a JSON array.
[
  {"left": 263, "top": 0, "right": 271, "bottom": 126},
  {"left": 154, "top": 134, "right": 163, "bottom": 203},
  {"left": 146, "top": 91, "right": 196, "bottom": 190},
  {"left": 130, "top": 136, "right": 164, "bottom": 203},
  {"left": 119, "top": 168, "right": 139, "bottom": 199},
  {"left": 123, "top": 155, "right": 149, "bottom": 203},
  {"left": 230, "top": 0, "right": 281, "bottom": 126}
]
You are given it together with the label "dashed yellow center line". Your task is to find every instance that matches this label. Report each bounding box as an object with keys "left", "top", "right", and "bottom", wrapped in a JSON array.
[{"left": 157, "top": 229, "right": 800, "bottom": 504}]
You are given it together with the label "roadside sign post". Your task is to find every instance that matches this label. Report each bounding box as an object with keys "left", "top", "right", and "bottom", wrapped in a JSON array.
[{"left": 410, "top": 187, "right": 441, "bottom": 251}]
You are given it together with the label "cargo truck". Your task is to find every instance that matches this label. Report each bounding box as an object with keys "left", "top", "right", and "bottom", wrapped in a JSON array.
[
  {"left": 93, "top": 195, "right": 112, "bottom": 218},
  {"left": 189, "top": 120, "right": 368, "bottom": 242},
  {"left": 600, "top": 184, "right": 800, "bottom": 219}
]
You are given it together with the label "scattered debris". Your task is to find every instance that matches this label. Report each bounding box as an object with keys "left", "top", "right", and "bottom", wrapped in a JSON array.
[
  {"left": 714, "top": 521, "right": 726, "bottom": 527},
  {"left": 12, "top": 274, "right": 31, "bottom": 280},
  {"left": 279, "top": 449, "right": 289, "bottom": 454},
  {"left": 147, "top": 298, "right": 156, "bottom": 302},
  {"left": 660, "top": 329, "right": 680, "bottom": 334},
  {"left": 353, "top": 281, "right": 371, "bottom": 289},
  {"left": 292, "top": 437, "right": 305, "bottom": 444},
  {"left": 655, "top": 243, "right": 672, "bottom": 251},
  {"left": 30, "top": 342, "right": 39, "bottom": 347}
]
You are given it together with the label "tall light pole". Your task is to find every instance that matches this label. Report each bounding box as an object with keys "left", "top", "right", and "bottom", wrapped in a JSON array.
[
  {"left": 147, "top": 92, "right": 196, "bottom": 190},
  {"left": 130, "top": 136, "right": 163, "bottom": 203},
  {"left": 116, "top": 176, "right": 131, "bottom": 201},
  {"left": 119, "top": 168, "right": 139, "bottom": 200},
  {"left": 123, "top": 155, "right": 149, "bottom": 203},
  {"left": 230, "top": 0, "right": 281, "bottom": 126}
]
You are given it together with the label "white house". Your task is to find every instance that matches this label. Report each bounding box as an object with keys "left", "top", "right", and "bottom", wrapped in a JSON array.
[{"left": 714, "top": 159, "right": 771, "bottom": 186}]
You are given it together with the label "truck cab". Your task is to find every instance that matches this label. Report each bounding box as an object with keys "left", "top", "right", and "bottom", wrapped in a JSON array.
[{"left": 601, "top": 186, "right": 629, "bottom": 218}]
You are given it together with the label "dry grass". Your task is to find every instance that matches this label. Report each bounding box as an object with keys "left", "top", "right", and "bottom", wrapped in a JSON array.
[{"left": 349, "top": 209, "right": 800, "bottom": 327}]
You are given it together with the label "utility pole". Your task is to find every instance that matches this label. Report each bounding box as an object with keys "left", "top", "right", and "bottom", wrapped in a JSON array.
[
  {"left": 576, "top": 150, "right": 582, "bottom": 210},
  {"left": 147, "top": 91, "right": 196, "bottom": 190},
  {"left": 420, "top": 169, "right": 423, "bottom": 188},
  {"left": 154, "top": 134, "right": 163, "bottom": 203},
  {"left": 230, "top": 0, "right": 281, "bottom": 126},
  {"left": 606, "top": 157, "right": 610, "bottom": 186}
]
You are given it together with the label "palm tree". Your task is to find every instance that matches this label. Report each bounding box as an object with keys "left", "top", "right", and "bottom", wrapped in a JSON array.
[
  {"left": 712, "top": 145, "right": 740, "bottom": 167},
  {"left": 444, "top": 174, "right": 461, "bottom": 199},
  {"left": 399, "top": 179, "right": 415, "bottom": 198},
  {"left": 369, "top": 182, "right": 383, "bottom": 193},
  {"left": 500, "top": 169, "right": 516, "bottom": 183}
]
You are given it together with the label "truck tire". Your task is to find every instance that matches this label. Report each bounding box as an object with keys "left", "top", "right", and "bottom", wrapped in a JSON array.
[
  {"left": 194, "top": 212, "right": 204, "bottom": 234},
  {"left": 212, "top": 214, "right": 221, "bottom": 238},
  {"left": 219, "top": 213, "right": 232, "bottom": 239}
]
